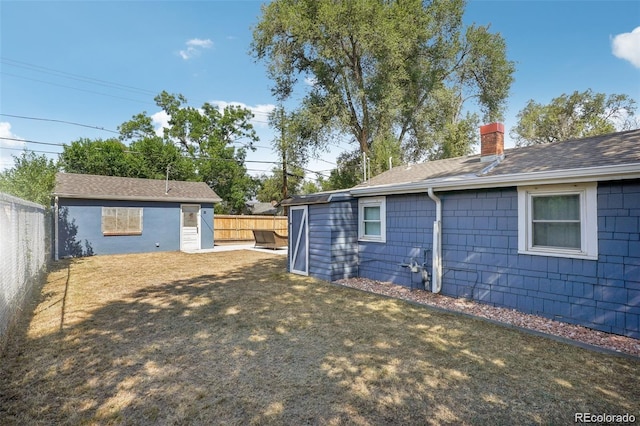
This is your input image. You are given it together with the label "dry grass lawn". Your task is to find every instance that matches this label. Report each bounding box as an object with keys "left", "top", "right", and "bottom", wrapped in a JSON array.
[{"left": 0, "top": 250, "right": 638, "bottom": 425}]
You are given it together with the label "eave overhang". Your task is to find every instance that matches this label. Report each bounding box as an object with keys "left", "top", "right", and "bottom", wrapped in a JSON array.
[
  {"left": 52, "top": 193, "right": 222, "bottom": 204},
  {"left": 349, "top": 163, "right": 640, "bottom": 197}
]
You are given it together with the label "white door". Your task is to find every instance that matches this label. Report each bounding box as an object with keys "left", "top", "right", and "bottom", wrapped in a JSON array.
[
  {"left": 181, "top": 204, "right": 201, "bottom": 251},
  {"left": 289, "top": 206, "right": 308, "bottom": 275}
]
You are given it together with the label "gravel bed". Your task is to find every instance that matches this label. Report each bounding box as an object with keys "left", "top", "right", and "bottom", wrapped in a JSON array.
[{"left": 334, "top": 277, "right": 640, "bottom": 358}]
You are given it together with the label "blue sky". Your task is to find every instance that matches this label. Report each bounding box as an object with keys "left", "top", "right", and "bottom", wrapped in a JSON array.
[{"left": 1, "top": 0, "right": 639, "bottom": 181}]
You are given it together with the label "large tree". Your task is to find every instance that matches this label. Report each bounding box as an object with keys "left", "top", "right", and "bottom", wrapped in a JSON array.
[
  {"left": 121, "top": 91, "right": 260, "bottom": 214},
  {"left": 0, "top": 151, "right": 58, "bottom": 207},
  {"left": 59, "top": 138, "right": 132, "bottom": 177},
  {"left": 256, "top": 166, "right": 305, "bottom": 203},
  {"left": 511, "top": 90, "right": 638, "bottom": 147},
  {"left": 252, "top": 0, "right": 515, "bottom": 172},
  {"left": 59, "top": 136, "right": 197, "bottom": 182}
]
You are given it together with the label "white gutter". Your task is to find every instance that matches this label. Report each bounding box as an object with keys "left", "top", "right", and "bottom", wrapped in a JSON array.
[
  {"left": 350, "top": 163, "right": 640, "bottom": 197},
  {"left": 51, "top": 193, "right": 222, "bottom": 203},
  {"left": 427, "top": 188, "right": 442, "bottom": 294}
]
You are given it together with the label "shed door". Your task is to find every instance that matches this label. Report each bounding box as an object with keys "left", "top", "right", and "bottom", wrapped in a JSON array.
[
  {"left": 181, "top": 204, "right": 201, "bottom": 251},
  {"left": 289, "top": 206, "right": 308, "bottom": 276}
]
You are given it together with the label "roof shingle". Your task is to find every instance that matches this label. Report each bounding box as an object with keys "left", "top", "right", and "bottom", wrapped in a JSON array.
[
  {"left": 356, "top": 129, "right": 640, "bottom": 189},
  {"left": 53, "top": 173, "right": 222, "bottom": 203}
]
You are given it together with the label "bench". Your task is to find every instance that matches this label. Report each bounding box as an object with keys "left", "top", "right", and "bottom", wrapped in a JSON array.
[{"left": 252, "top": 229, "right": 288, "bottom": 250}]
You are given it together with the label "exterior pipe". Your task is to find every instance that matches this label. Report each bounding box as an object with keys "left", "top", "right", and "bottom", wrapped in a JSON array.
[
  {"left": 54, "top": 195, "right": 59, "bottom": 261},
  {"left": 427, "top": 188, "right": 442, "bottom": 293}
]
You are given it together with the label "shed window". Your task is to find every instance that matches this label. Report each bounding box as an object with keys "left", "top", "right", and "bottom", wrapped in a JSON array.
[
  {"left": 102, "top": 207, "right": 143, "bottom": 236},
  {"left": 359, "top": 197, "right": 386, "bottom": 242},
  {"left": 518, "top": 184, "right": 597, "bottom": 259}
]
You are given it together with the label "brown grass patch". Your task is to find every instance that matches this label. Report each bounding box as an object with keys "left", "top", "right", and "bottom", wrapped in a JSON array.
[{"left": 1, "top": 250, "right": 638, "bottom": 425}]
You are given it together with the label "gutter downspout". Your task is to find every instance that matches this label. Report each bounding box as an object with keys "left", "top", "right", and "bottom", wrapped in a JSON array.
[
  {"left": 54, "top": 196, "right": 59, "bottom": 261},
  {"left": 427, "top": 188, "right": 442, "bottom": 293}
]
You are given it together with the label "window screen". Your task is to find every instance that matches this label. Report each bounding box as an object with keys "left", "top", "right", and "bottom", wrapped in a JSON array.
[
  {"left": 102, "top": 207, "right": 143, "bottom": 235},
  {"left": 532, "top": 195, "right": 580, "bottom": 249}
]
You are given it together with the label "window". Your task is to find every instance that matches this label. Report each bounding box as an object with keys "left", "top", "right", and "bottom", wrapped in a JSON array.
[
  {"left": 102, "top": 207, "right": 143, "bottom": 236},
  {"left": 359, "top": 197, "right": 386, "bottom": 242},
  {"left": 518, "top": 184, "right": 597, "bottom": 259}
]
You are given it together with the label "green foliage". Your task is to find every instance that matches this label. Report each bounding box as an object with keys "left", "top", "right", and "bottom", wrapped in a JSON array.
[
  {"left": 59, "top": 138, "right": 132, "bottom": 176},
  {"left": 300, "top": 180, "right": 321, "bottom": 195},
  {"left": 148, "top": 91, "right": 259, "bottom": 214},
  {"left": 128, "top": 137, "right": 197, "bottom": 181},
  {"left": 511, "top": 90, "right": 638, "bottom": 146},
  {"left": 256, "top": 166, "right": 304, "bottom": 202},
  {"left": 63, "top": 91, "right": 260, "bottom": 213},
  {"left": 252, "top": 0, "right": 514, "bottom": 164},
  {"left": 0, "top": 151, "right": 58, "bottom": 207},
  {"left": 321, "top": 150, "right": 363, "bottom": 191}
]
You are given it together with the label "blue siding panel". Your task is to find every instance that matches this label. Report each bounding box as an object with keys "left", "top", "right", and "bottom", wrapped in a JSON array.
[
  {"left": 57, "top": 198, "right": 214, "bottom": 256},
  {"left": 351, "top": 181, "right": 640, "bottom": 339},
  {"left": 303, "top": 199, "right": 358, "bottom": 282}
]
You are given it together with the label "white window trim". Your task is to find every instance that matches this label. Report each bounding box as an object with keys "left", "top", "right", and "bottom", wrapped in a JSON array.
[
  {"left": 358, "top": 196, "right": 386, "bottom": 243},
  {"left": 518, "top": 183, "right": 597, "bottom": 260}
]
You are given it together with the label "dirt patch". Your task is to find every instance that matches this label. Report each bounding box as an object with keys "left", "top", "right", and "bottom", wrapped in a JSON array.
[{"left": 1, "top": 251, "right": 638, "bottom": 425}]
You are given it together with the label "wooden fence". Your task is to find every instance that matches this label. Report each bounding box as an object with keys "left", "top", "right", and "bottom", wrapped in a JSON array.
[{"left": 214, "top": 215, "right": 288, "bottom": 242}]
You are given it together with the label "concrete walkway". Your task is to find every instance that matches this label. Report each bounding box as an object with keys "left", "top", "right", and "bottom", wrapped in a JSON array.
[{"left": 182, "top": 244, "right": 288, "bottom": 256}]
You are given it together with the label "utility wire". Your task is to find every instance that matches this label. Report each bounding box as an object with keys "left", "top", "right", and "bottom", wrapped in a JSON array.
[
  {"left": 0, "top": 146, "right": 61, "bottom": 155},
  {"left": 1, "top": 57, "right": 157, "bottom": 96},
  {"left": 1, "top": 57, "right": 273, "bottom": 123},
  {"left": 0, "top": 113, "right": 120, "bottom": 134},
  {"left": 1, "top": 72, "right": 152, "bottom": 105},
  {"left": 0, "top": 136, "right": 65, "bottom": 147}
]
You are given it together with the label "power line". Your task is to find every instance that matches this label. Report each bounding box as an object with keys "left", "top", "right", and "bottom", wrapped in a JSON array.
[
  {"left": 0, "top": 136, "right": 65, "bottom": 147},
  {"left": 2, "top": 57, "right": 274, "bottom": 125},
  {"left": 1, "top": 57, "right": 157, "bottom": 97},
  {"left": 0, "top": 114, "right": 120, "bottom": 134},
  {"left": 1, "top": 72, "right": 152, "bottom": 105},
  {"left": 0, "top": 146, "right": 61, "bottom": 155}
]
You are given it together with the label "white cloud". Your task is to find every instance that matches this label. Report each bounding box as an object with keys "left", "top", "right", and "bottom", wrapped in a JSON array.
[
  {"left": 304, "top": 76, "right": 318, "bottom": 87},
  {"left": 178, "top": 38, "right": 214, "bottom": 60},
  {"left": 612, "top": 27, "right": 640, "bottom": 68},
  {"left": 210, "top": 100, "right": 275, "bottom": 127},
  {"left": 0, "top": 122, "right": 26, "bottom": 171},
  {"left": 150, "top": 101, "right": 275, "bottom": 138},
  {"left": 607, "top": 106, "right": 639, "bottom": 131},
  {"left": 151, "top": 111, "right": 171, "bottom": 137},
  {"left": 186, "top": 38, "right": 213, "bottom": 48}
]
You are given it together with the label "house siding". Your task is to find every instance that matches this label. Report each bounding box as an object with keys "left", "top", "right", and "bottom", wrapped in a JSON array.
[
  {"left": 306, "top": 200, "right": 358, "bottom": 282},
  {"left": 308, "top": 204, "right": 331, "bottom": 280},
  {"left": 329, "top": 200, "right": 359, "bottom": 281},
  {"left": 57, "top": 198, "right": 214, "bottom": 257},
  {"left": 359, "top": 194, "right": 435, "bottom": 289},
  {"left": 356, "top": 181, "right": 640, "bottom": 339}
]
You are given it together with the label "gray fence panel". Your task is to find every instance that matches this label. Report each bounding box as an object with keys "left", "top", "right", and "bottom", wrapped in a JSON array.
[{"left": 0, "top": 193, "right": 47, "bottom": 351}]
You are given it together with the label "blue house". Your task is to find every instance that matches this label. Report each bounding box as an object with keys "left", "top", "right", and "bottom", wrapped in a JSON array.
[
  {"left": 282, "top": 125, "right": 640, "bottom": 339},
  {"left": 53, "top": 173, "right": 221, "bottom": 258}
]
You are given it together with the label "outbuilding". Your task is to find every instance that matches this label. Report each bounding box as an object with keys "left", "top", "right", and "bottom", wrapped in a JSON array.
[{"left": 53, "top": 173, "right": 221, "bottom": 258}]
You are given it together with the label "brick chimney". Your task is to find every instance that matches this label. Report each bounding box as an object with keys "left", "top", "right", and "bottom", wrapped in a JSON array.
[{"left": 480, "top": 122, "right": 505, "bottom": 163}]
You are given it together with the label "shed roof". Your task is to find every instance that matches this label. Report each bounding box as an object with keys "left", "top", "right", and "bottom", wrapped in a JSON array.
[
  {"left": 53, "top": 173, "right": 222, "bottom": 203},
  {"left": 280, "top": 190, "right": 352, "bottom": 207}
]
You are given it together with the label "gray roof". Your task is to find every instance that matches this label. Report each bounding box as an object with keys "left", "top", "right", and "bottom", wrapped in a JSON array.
[
  {"left": 246, "top": 201, "right": 280, "bottom": 215},
  {"left": 53, "top": 173, "right": 222, "bottom": 203},
  {"left": 280, "top": 190, "right": 352, "bottom": 207},
  {"left": 353, "top": 129, "right": 640, "bottom": 194}
]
